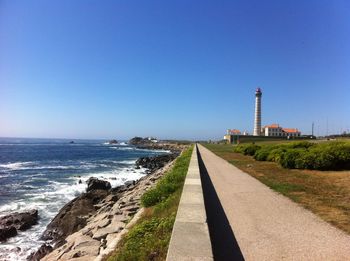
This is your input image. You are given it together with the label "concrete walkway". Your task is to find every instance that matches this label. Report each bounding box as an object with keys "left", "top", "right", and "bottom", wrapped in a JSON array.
[{"left": 197, "top": 144, "right": 350, "bottom": 261}]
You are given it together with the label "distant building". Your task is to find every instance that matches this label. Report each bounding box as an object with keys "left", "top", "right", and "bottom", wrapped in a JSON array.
[
  {"left": 224, "top": 89, "right": 301, "bottom": 142},
  {"left": 262, "top": 124, "right": 301, "bottom": 137},
  {"left": 224, "top": 129, "right": 241, "bottom": 143}
]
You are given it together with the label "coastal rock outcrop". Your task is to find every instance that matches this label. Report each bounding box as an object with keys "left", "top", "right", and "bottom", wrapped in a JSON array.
[
  {"left": 32, "top": 146, "right": 187, "bottom": 260},
  {"left": 136, "top": 154, "right": 177, "bottom": 172},
  {"left": 86, "top": 177, "right": 111, "bottom": 192},
  {"left": 128, "top": 137, "right": 186, "bottom": 153},
  {"left": 35, "top": 160, "right": 181, "bottom": 260},
  {"left": 41, "top": 189, "right": 109, "bottom": 247},
  {"left": 27, "top": 243, "right": 53, "bottom": 261},
  {"left": 0, "top": 209, "right": 38, "bottom": 242},
  {"left": 128, "top": 136, "right": 147, "bottom": 145}
]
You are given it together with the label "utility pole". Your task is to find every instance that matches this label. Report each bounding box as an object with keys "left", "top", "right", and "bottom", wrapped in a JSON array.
[{"left": 312, "top": 122, "right": 314, "bottom": 137}]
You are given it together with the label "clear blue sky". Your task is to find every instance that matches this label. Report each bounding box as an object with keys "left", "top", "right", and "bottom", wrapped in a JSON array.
[{"left": 1, "top": 0, "right": 349, "bottom": 140}]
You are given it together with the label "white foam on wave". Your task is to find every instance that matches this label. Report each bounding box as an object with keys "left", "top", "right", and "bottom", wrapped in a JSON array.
[
  {"left": 115, "top": 159, "right": 136, "bottom": 164},
  {"left": 0, "top": 162, "right": 148, "bottom": 261},
  {"left": 110, "top": 146, "right": 134, "bottom": 151},
  {"left": 135, "top": 148, "right": 172, "bottom": 154},
  {"left": 0, "top": 162, "right": 35, "bottom": 170},
  {"left": 0, "top": 161, "right": 102, "bottom": 172}
]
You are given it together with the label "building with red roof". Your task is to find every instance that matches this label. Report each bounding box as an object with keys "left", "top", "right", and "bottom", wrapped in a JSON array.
[{"left": 262, "top": 124, "right": 301, "bottom": 137}]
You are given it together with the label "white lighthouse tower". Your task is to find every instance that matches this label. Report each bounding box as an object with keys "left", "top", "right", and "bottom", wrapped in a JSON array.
[{"left": 253, "top": 88, "right": 262, "bottom": 136}]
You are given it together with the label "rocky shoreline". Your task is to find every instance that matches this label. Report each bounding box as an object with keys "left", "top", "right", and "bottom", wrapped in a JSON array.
[{"left": 26, "top": 145, "right": 183, "bottom": 261}]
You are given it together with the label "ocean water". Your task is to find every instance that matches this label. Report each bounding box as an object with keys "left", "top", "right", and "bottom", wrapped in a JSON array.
[{"left": 0, "top": 138, "right": 168, "bottom": 260}]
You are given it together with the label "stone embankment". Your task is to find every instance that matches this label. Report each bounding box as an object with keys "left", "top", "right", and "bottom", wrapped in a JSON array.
[
  {"left": 29, "top": 151, "right": 181, "bottom": 261},
  {"left": 166, "top": 144, "right": 213, "bottom": 261}
]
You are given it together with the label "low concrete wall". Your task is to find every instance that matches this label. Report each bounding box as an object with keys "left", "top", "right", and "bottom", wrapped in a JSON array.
[{"left": 166, "top": 144, "right": 213, "bottom": 261}]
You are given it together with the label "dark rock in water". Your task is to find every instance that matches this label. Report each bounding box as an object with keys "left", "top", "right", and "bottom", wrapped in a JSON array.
[
  {"left": 27, "top": 243, "right": 53, "bottom": 261},
  {"left": 69, "top": 141, "right": 74, "bottom": 144},
  {"left": 0, "top": 209, "right": 39, "bottom": 241},
  {"left": 128, "top": 137, "right": 147, "bottom": 145},
  {"left": 41, "top": 190, "right": 108, "bottom": 247},
  {"left": 86, "top": 177, "right": 111, "bottom": 192},
  {"left": 78, "top": 179, "right": 82, "bottom": 184},
  {"left": 0, "top": 209, "right": 38, "bottom": 231},
  {"left": 108, "top": 139, "right": 118, "bottom": 144},
  {"left": 136, "top": 154, "right": 177, "bottom": 173},
  {"left": 0, "top": 226, "right": 17, "bottom": 242}
]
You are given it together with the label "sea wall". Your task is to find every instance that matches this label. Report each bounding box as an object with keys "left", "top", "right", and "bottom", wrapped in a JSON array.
[{"left": 166, "top": 144, "right": 213, "bottom": 260}]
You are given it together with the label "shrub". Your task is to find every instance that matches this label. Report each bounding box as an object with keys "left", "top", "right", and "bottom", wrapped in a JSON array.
[
  {"left": 235, "top": 141, "right": 350, "bottom": 171},
  {"left": 294, "top": 142, "right": 350, "bottom": 170},
  {"left": 279, "top": 148, "right": 305, "bottom": 169},
  {"left": 336, "top": 144, "right": 350, "bottom": 169},
  {"left": 243, "top": 144, "right": 261, "bottom": 156},
  {"left": 311, "top": 143, "right": 350, "bottom": 170},
  {"left": 295, "top": 151, "right": 317, "bottom": 169},
  {"left": 141, "top": 188, "right": 162, "bottom": 207},
  {"left": 234, "top": 144, "right": 261, "bottom": 156},
  {"left": 233, "top": 145, "right": 246, "bottom": 154},
  {"left": 287, "top": 141, "right": 314, "bottom": 149},
  {"left": 233, "top": 144, "right": 260, "bottom": 155},
  {"left": 254, "top": 146, "right": 273, "bottom": 161},
  {"left": 266, "top": 147, "right": 286, "bottom": 162}
]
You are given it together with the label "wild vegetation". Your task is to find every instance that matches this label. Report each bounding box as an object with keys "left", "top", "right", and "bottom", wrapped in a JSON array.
[
  {"left": 203, "top": 143, "right": 350, "bottom": 234},
  {"left": 107, "top": 146, "right": 193, "bottom": 261},
  {"left": 233, "top": 141, "right": 350, "bottom": 170}
]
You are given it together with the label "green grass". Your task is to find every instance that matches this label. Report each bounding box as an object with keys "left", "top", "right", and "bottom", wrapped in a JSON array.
[{"left": 106, "top": 146, "right": 193, "bottom": 261}]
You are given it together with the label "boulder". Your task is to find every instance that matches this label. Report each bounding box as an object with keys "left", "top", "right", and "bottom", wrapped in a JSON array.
[
  {"left": 0, "top": 209, "right": 38, "bottom": 241},
  {"left": 108, "top": 139, "right": 118, "bottom": 144},
  {"left": 86, "top": 178, "right": 111, "bottom": 192},
  {"left": 41, "top": 190, "right": 108, "bottom": 247},
  {"left": 135, "top": 154, "right": 177, "bottom": 172},
  {"left": 27, "top": 244, "right": 53, "bottom": 261},
  {"left": 0, "top": 226, "right": 17, "bottom": 242}
]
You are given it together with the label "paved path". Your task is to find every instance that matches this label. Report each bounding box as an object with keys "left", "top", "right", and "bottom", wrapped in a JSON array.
[{"left": 197, "top": 144, "right": 350, "bottom": 261}]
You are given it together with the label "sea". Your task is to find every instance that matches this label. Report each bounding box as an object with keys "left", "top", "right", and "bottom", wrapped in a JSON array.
[{"left": 0, "top": 137, "right": 168, "bottom": 260}]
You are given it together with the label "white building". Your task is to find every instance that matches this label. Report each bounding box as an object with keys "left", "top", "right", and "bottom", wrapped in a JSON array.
[
  {"left": 224, "top": 129, "right": 241, "bottom": 143},
  {"left": 262, "top": 124, "right": 301, "bottom": 137}
]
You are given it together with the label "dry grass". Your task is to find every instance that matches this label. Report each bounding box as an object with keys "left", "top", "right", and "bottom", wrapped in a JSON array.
[{"left": 204, "top": 143, "right": 350, "bottom": 234}]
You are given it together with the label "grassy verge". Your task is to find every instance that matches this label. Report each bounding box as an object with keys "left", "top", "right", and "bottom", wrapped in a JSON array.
[
  {"left": 106, "top": 146, "right": 193, "bottom": 261},
  {"left": 203, "top": 143, "right": 350, "bottom": 234}
]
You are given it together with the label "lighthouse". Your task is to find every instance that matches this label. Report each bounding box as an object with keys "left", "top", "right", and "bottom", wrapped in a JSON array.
[{"left": 253, "top": 88, "right": 262, "bottom": 136}]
